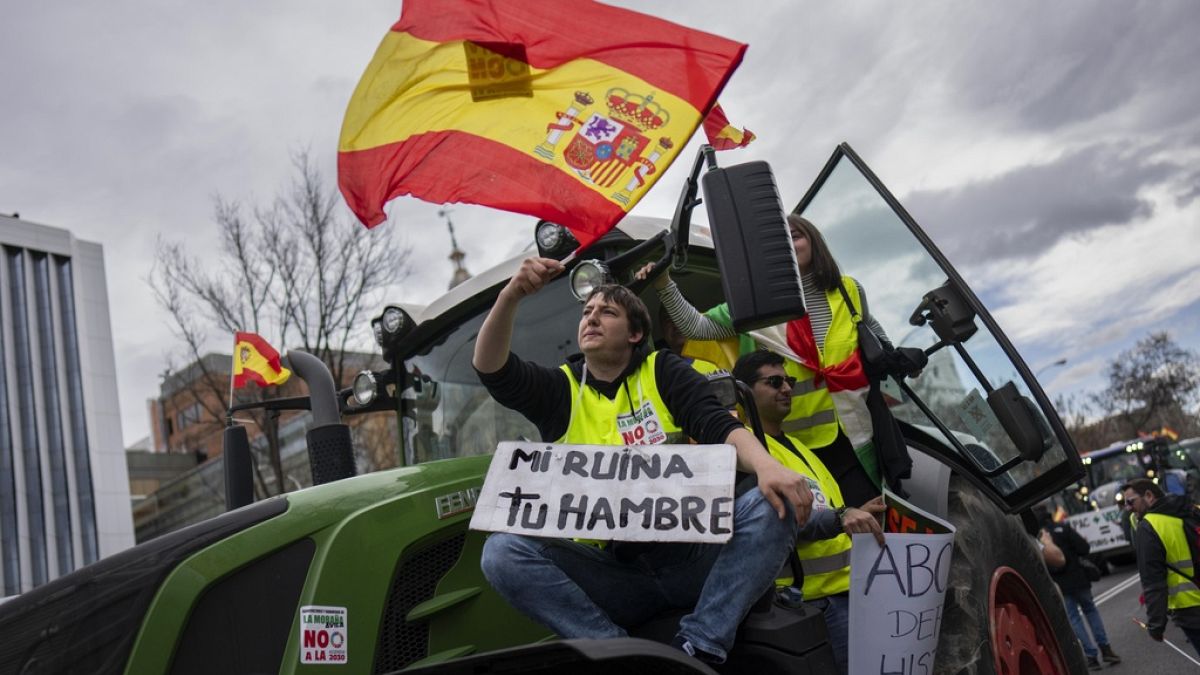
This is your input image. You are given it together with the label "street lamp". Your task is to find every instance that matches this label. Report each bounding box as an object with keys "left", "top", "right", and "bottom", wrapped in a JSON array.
[{"left": 1035, "top": 357, "right": 1068, "bottom": 379}]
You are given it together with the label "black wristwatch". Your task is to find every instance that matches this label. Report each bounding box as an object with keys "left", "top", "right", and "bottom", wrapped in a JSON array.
[{"left": 834, "top": 506, "right": 849, "bottom": 529}]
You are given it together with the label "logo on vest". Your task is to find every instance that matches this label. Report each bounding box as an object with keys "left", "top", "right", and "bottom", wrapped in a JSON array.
[
  {"left": 803, "top": 476, "right": 829, "bottom": 511},
  {"left": 617, "top": 400, "right": 667, "bottom": 445}
]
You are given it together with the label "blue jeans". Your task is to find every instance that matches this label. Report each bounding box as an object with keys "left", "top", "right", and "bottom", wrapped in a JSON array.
[
  {"left": 1061, "top": 587, "right": 1109, "bottom": 658},
  {"left": 480, "top": 488, "right": 798, "bottom": 662},
  {"left": 812, "top": 593, "right": 849, "bottom": 674}
]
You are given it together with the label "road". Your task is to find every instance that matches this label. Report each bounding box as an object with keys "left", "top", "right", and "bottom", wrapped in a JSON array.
[{"left": 1082, "top": 560, "right": 1200, "bottom": 671}]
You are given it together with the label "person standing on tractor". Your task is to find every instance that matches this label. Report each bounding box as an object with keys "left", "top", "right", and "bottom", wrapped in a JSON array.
[
  {"left": 732, "top": 349, "right": 885, "bottom": 674},
  {"left": 638, "top": 214, "right": 896, "bottom": 510},
  {"left": 1121, "top": 478, "right": 1200, "bottom": 657},
  {"left": 473, "top": 257, "right": 814, "bottom": 664}
]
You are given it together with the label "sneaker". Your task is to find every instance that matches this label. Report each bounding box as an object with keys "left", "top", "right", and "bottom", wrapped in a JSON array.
[
  {"left": 1100, "top": 644, "right": 1121, "bottom": 664},
  {"left": 671, "top": 635, "right": 723, "bottom": 664},
  {"left": 1086, "top": 655, "right": 1102, "bottom": 670}
]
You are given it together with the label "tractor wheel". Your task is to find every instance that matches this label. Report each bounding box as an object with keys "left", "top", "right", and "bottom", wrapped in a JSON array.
[{"left": 935, "top": 476, "right": 1087, "bottom": 675}]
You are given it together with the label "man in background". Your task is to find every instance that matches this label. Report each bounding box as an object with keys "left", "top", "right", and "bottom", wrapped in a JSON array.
[
  {"left": 1038, "top": 509, "right": 1121, "bottom": 669},
  {"left": 1122, "top": 478, "right": 1200, "bottom": 657}
]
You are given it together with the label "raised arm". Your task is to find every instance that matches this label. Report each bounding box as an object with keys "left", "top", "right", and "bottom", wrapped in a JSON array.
[
  {"left": 855, "top": 279, "right": 891, "bottom": 347},
  {"left": 473, "top": 257, "right": 564, "bottom": 374},
  {"left": 634, "top": 264, "right": 736, "bottom": 340}
]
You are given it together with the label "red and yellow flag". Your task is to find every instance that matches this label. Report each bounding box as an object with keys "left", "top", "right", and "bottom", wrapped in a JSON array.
[
  {"left": 703, "top": 104, "right": 755, "bottom": 150},
  {"left": 338, "top": 0, "right": 746, "bottom": 249},
  {"left": 232, "top": 332, "right": 291, "bottom": 389}
]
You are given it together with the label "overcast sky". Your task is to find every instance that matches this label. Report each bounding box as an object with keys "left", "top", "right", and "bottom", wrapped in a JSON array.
[{"left": 2, "top": 1, "right": 1198, "bottom": 447}]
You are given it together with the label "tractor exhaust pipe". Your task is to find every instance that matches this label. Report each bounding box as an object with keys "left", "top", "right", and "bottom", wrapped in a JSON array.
[{"left": 288, "top": 350, "right": 356, "bottom": 485}]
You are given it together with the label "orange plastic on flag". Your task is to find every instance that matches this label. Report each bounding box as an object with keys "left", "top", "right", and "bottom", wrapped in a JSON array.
[
  {"left": 337, "top": 0, "right": 747, "bottom": 250},
  {"left": 233, "top": 332, "right": 291, "bottom": 389},
  {"left": 702, "top": 104, "right": 756, "bottom": 150}
]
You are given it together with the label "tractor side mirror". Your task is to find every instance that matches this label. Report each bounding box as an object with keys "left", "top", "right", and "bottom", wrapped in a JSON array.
[
  {"left": 702, "top": 161, "right": 806, "bottom": 333},
  {"left": 909, "top": 280, "right": 978, "bottom": 345},
  {"left": 987, "top": 381, "right": 1054, "bottom": 463}
]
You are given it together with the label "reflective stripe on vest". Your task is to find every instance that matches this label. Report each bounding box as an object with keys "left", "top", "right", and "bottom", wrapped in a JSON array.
[
  {"left": 764, "top": 433, "right": 852, "bottom": 599},
  {"left": 773, "top": 277, "right": 872, "bottom": 450},
  {"left": 1142, "top": 513, "right": 1200, "bottom": 610},
  {"left": 558, "top": 351, "right": 682, "bottom": 445}
]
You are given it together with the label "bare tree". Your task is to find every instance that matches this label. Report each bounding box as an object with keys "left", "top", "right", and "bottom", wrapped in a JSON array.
[
  {"left": 1092, "top": 332, "right": 1200, "bottom": 439},
  {"left": 1054, "top": 392, "right": 1119, "bottom": 453},
  {"left": 149, "top": 149, "right": 409, "bottom": 495}
]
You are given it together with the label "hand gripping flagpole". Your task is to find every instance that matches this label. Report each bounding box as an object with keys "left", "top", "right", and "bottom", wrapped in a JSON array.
[{"left": 1131, "top": 616, "right": 1200, "bottom": 667}]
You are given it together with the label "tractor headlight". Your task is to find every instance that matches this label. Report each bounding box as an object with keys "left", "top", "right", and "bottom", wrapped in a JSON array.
[
  {"left": 371, "top": 304, "right": 415, "bottom": 361},
  {"left": 352, "top": 370, "right": 378, "bottom": 407},
  {"left": 535, "top": 220, "right": 579, "bottom": 259},
  {"left": 569, "top": 260, "right": 612, "bottom": 301},
  {"left": 382, "top": 306, "right": 406, "bottom": 334}
]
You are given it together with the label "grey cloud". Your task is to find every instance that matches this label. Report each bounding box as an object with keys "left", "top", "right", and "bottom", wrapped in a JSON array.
[
  {"left": 1178, "top": 170, "right": 1200, "bottom": 208},
  {"left": 904, "top": 143, "right": 1179, "bottom": 264},
  {"left": 943, "top": 1, "right": 1200, "bottom": 132}
]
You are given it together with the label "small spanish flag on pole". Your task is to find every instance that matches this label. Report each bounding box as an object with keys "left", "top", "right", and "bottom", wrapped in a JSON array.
[
  {"left": 702, "top": 104, "right": 755, "bottom": 151},
  {"left": 232, "top": 332, "right": 291, "bottom": 390}
]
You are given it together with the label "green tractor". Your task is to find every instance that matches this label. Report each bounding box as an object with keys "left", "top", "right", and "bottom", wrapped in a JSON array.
[{"left": 0, "top": 145, "right": 1087, "bottom": 674}]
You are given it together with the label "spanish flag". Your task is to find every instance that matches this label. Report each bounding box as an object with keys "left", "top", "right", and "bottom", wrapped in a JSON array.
[
  {"left": 703, "top": 104, "right": 756, "bottom": 150},
  {"left": 233, "top": 332, "right": 291, "bottom": 389},
  {"left": 338, "top": 0, "right": 746, "bottom": 249}
]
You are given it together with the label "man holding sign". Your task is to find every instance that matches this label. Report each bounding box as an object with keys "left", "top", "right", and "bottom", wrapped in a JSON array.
[
  {"left": 733, "top": 350, "right": 886, "bottom": 674},
  {"left": 474, "top": 256, "right": 814, "bottom": 664}
]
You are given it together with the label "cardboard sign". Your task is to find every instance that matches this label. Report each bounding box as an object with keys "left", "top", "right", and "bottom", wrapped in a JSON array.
[
  {"left": 849, "top": 490, "right": 956, "bottom": 675},
  {"left": 299, "top": 605, "right": 348, "bottom": 665},
  {"left": 469, "top": 442, "right": 737, "bottom": 543}
]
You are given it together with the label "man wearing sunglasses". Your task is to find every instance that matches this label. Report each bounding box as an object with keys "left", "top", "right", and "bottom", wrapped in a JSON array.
[
  {"left": 473, "top": 257, "right": 815, "bottom": 664},
  {"left": 733, "top": 349, "right": 886, "bottom": 675},
  {"left": 1120, "top": 478, "right": 1200, "bottom": 658}
]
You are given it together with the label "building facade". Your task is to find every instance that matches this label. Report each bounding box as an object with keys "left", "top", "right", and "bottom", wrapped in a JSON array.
[{"left": 0, "top": 214, "right": 134, "bottom": 595}]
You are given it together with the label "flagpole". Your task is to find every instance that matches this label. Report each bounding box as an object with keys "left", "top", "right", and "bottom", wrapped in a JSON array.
[
  {"left": 1131, "top": 617, "right": 1200, "bottom": 666},
  {"left": 228, "top": 341, "right": 236, "bottom": 427}
]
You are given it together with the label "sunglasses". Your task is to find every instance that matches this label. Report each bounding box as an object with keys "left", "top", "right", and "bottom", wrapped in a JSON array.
[{"left": 754, "top": 375, "right": 797, "bottom": 390}]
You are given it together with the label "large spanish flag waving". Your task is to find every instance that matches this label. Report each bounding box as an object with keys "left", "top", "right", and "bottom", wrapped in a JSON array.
[{"left": 338, "top": 0, "right": 746, "bottom": 249}]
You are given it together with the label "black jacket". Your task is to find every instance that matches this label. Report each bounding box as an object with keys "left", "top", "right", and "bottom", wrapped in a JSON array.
[
  {"left": 476, "top": 348, "right": 742, "bottom": 445},
  {"left": 1047, "top": 521, "right": 1093, "bottom": 592},
  {"left": 1132, "top": 494, "right": 1200, "bottom": 637}
]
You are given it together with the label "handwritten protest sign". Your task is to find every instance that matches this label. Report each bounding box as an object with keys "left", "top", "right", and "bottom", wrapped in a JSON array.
[
  {"left": 469, "top": 442, "right": 737, "bottom": 543},
  {"left": 849, "top": 489, "right": 956, "bottom": 675}
]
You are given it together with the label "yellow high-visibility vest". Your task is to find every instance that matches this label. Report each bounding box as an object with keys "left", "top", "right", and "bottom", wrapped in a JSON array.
[
  {"left": 765, "top": 433, "right": 852, "bottom": 599},
  {"left": 559, "top": 351, "right": 682, "bottom": 549},
  {"left": 1142, "top": 513, "right": 1200, "bottom": 611},
  {"left": 558, "top": 351, "right": 682, "bottom": 445},
  {"left": 781, "top": 277, "right": 871, "bottom": 451}
]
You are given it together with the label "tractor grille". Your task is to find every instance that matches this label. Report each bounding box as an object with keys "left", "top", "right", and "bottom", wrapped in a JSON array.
[{"left": 373, "top": 532, "right": 467, "bottom": 673}]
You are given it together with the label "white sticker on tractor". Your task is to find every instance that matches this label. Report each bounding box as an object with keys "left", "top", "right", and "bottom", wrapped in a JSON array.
[{"left": 300, "top": 605, "right": 348, "bottom": 665}]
